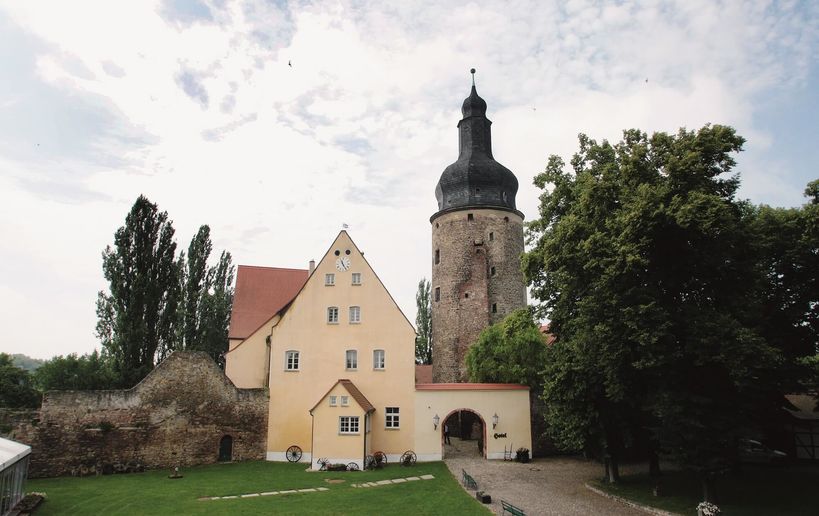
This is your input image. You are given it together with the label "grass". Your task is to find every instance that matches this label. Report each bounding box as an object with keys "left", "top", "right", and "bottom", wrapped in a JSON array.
[
  {"left": 592, "top": 464, "right": 819, "bottom": 515},
  {"left": 27, "top": 460, "right": 489, "bottom": 515}
]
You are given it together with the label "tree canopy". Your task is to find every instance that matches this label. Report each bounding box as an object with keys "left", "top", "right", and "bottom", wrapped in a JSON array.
[
  {"left": 0, "top": 353, "right": 40, "bottom": 408},
  {"left": 33, "top": 351, "right": 117, "bottom": 391}
]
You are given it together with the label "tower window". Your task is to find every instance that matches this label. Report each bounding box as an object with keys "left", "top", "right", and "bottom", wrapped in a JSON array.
[
  {"left": 434, "top": 287, "right": 440, "bottom": 302},
  {"left": 492, "top": 303, "right": 498, "bottom": 313},
  {"left": 435, "top": 222, "right": 439, "bottom": 228},
  {"left": 464, "top": 293, "right": 469, "bottom": 299},
  {"left": 467, "top": 213, "right": 474, "bottom": 222},
  {"left": 434, "top": 249, "right": 440, "bottom": 264},
  {"left": 502, "top": 191, "right": 507, "bottom": 201},
  {"left": 489, "top": 232, "right": 494, "bottom": 241},
  {"left": 475, "top": 187, "right": 480, "bottom": 193},
  {"left": 490, "top": 266, "right": 496, "bottom": 277},
  {"left": 504, "top": 216, "right": 509, "bottom": 223}
]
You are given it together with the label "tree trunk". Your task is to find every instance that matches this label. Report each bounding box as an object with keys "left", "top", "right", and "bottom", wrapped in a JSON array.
[
  {"left": 701, "top": 473, "right": 717, "bottom": 503},
  {"left": 605, "top": 454, "right": 620, "bottom": 483}
]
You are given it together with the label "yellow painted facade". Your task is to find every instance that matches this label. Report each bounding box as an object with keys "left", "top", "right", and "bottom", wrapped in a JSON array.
[{"left": 224, "top": 230, "right": 533, "bottom": 468}]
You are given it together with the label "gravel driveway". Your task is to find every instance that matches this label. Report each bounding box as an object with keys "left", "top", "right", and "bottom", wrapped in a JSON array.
[{"left": 444, "top": 440, "right": 646, "bottom": 515}]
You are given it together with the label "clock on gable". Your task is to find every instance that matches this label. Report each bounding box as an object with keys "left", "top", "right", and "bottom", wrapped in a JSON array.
[{"left": 335, "top": 256, "right": 351, "bottom": 271}]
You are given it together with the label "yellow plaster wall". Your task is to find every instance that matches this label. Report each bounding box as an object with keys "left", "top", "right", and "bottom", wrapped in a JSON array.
[
  {"left": 414, "top": 388, "right": 532, "bottom": 461},
  {"left": 224, "top": 315, "right": 278, "bottom": 388},
  {"left": 266, "top": 231, "right": 417, "bottom": 466},
  {"left": 311, "top": 383, "right": 367, "bottom": 468}
]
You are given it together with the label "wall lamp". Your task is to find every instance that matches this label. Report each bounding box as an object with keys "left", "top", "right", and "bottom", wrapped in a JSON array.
[
  {"left": 492, "top": 413, "right": 499, "bottom": 429},
  {"left": 433, "top": 414, "right": 440, "bottom": 430}
]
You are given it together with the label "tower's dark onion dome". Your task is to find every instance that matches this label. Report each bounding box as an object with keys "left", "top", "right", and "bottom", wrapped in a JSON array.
[{"left": 433, "top": 74, "right": 520, "bottom": 220}]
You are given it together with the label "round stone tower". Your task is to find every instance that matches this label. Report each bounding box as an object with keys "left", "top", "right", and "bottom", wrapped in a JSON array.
[{"left": 431, "top": 71, "right": 527, "bottom": 383}]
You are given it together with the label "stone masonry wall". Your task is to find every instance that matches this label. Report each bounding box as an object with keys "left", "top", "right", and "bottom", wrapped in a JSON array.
[
  {"left": 2, "top": 351, "right": 268, "bottom": 478},
  {"left": 431, "top": 208, "right": 527, "bottom": 382}
]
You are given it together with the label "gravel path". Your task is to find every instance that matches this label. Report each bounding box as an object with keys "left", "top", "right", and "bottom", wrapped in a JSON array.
[{"left": 443, "top": 440, "right": 647, "bottom": 516}]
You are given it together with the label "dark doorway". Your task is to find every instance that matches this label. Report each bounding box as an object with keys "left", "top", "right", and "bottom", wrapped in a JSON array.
[
  {"left": 219, "top": 435, "right": 233, "bottom": 462},
  {"left": 442, "top": 410, "right": 485, "bottom": 458}
]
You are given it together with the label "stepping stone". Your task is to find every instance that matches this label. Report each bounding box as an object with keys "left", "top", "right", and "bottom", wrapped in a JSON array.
[
  {"left": 222, "top": 495, "right": 238, "bottom": 499},
  {"left": 376, "top": 480, "right": 393, "bottom": 485},
  {"left": 317, "top": 487, "right": 329, "bottom": 491},
  {"left": 392, "top": 478, "right": 407, "bottom": 483},
  {"left": 298, "top": 488, "right": 317, "bottom": 493},
  {"left": 406, "top": 477, "right": 420, "bottom": 481},
  {"left": 241, "top": 493, "right": 260, "bottom": 498},
  {"left": 280, "top": 490, "right": 297, "bottom": 494},
  {"left": 420, "top": 474, "right": 435, "bottom": 480},
  {"left": 260, "top": 492, "right": 279, "bottom": 496}
]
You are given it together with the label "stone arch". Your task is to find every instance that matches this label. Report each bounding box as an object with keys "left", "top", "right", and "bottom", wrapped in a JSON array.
[{"left": 441, "top": 408, "right": 487, "bottom": 459}]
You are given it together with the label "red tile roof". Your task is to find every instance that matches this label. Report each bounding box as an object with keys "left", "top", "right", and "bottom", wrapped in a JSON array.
[
  {"left": 310, "top": 379, "right": 376, "bottom": 413},
  {"left": 228, "top": 265, "right": 308, "bottom": 339},
  {"left": 415, "top": 383, "right": 529, "bottom": 391},
  {"left": 415, "top": 364, "right": 433, "bottom": 384}
]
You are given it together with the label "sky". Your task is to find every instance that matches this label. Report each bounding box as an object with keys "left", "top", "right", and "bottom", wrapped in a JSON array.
[{"left": 1, "top": 0, "right": 817, "bottom": 360}]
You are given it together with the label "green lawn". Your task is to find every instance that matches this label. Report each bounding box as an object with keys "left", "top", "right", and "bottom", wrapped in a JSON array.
[
  {"left": 27, "top": 460, "right": 489, "bottom": 515},
  {"left": 593, "top": 464, "right": 819, "bottom": 516}
]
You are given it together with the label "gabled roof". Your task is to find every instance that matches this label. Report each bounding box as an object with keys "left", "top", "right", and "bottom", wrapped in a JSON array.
[
  {"left": 310, "top": 379, "right": 375, "bottom": 414},
  {"left": 228, "top": 265, "right": 308, "bottom": 339}
]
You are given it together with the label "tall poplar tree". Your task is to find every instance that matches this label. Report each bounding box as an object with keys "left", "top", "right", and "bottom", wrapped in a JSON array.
[
  {"left": 95, "top": 195, "right": 181, "bottom": 388},
  {"left": 415, "top": 278, "right": 432, "bottom": 364}
]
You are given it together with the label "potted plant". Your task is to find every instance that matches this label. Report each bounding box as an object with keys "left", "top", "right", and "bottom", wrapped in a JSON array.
[
  {"left": 697, "top": 501, "right": 721, "bottom": 516},
  {"left": 515, "top": 447, "right": 530, "bottom": 463}
]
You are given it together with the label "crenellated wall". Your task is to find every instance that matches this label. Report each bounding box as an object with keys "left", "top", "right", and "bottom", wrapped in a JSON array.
[{"left": 1, "top": 351, "right": 268, "bottom": 478}]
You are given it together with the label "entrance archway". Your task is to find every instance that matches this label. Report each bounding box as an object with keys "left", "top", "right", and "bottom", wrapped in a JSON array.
[
  {"left": 218, "top": 435, "right": 233, "bottom": 462},
  {"left": 442, "top": 409, "right": 486, "bottom": 459}
]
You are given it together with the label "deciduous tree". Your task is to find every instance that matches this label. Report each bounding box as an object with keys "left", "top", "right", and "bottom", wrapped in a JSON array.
[
  {"left": 415, "top": 278, "right": 432, "bottom": 364},
  {"left": 0, "top": 353, "right": 40, "bottom": 408}
]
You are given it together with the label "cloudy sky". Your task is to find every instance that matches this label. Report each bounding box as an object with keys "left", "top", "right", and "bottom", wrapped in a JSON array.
[{"left": 1, "top": 0, "right": 817, "bottom": 359}]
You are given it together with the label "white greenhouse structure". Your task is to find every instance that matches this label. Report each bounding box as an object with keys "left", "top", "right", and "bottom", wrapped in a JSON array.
[{"left": 0, "top": 437, "right": 30, "bottom": 516}]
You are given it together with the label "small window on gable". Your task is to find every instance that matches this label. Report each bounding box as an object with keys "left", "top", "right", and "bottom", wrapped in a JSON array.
[
  {"left": 349, "top": 306, "right": 361, "bottom": 324},
  {"left": 351, "top": 273, "right": 361, "bottom": 285},
  {"left": 434, "top": 287, "right": 440, "bottom": 302},
  {"left": 373, "top": 349, "right": 385, "bottom": 370},
  {"left": 325, "top": 273, "right": 335, "bottom": 286},
  {"left": 341, "top": 395, "right": 349, "bottom": 406},
  {"left": 490, "top": 266, "right": 496, "bottom": 277},
  {"left": 489, "top": 232, "right": 494, "bottom": 241},
  {"left": 285, "top": 350, "right": 299, "bottom": 371},
  {"left": 492, "top": 303, "right": 498, "bottom": 313},
  {"left": 346, "top": 350, "right": 358, "bottom": 370},
  {"left": 327, "top": 306, "right": 339, "bottom": 324},
  {"left": 467, "top": 213, "right": 474, "bottom": 222},
  {"left": 434, "top": 249, "right": 440, "bottom": 265},
  {"left": 329, "top": 395, "right": 337, "bottom": 407}
]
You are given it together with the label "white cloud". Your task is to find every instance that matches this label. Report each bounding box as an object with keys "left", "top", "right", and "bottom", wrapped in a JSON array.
[{"left": 0, "top": 0, "right": 816, "bottom": 358}]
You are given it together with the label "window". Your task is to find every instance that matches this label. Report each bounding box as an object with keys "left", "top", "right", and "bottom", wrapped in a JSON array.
[
  {"left": 341, "top": 395, "right": 349, "bottom": 406},
  {"left": 351, "top": 273, "right": 361, "bottom": 285},
  {"left": 434, "top": 287, "right": 440, "bottom": 302},
  {"left": 346, "top": 350, "right": 358, "bottom": 370},
  {"left": 492, "top": 303, "right": 498, "bottom": 313},
  {"left": 327, "top": 306, "right": 339, "bottom": 324},
  {"left": 464, "top": 293, "right": 469, "bottom": 299},
  {"left": 504, "top": 216, "right": 509, "bottom": 222},
  {"left": 467, "top": 213, "right": 474, "bottom": 221},
  {"left": 490, "top": 266, "right": 496, "bottom": 277},
  {"left": 329, "top": 395, "right": 337, "bottom": 406},
  {"left": 385, "top": 407, "right": 400, "bottom": 429},
  {"left": 373, "top": 349, "right": 385, "bottom": 370},
  {"left": 285, "top": 350, "right": 299, "bottom": 371},
  {"left": 434, "top": 249, "right": 440, "bottom": 264},
  {"left": 339, "top": 416, "right": 359, "bottom": 434},
  {"left": 349, "top": 306, "right": 361, "bottom": 323},
  {"left": 489, "top": 232, "right": 494, "bottom": 241},
  {"left": 325, "top": 273, "right": 335, "bottom": 286}
]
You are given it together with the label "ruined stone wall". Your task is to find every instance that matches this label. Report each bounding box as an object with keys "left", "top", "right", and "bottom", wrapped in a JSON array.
[
  {"left": 431, "top": 208, "right": 527, "bottom": 382},
  {"left": 2, "top": 351, "right": 268, "bottom": 478}
]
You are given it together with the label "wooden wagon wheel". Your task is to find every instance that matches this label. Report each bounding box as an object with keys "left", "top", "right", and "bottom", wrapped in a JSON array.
[
  {"left": 346, "top": 462, "right": 360, "bottom": 471},
  {"left": 373, "top": 451, "right": 387, "bottom": 468},
  {"left": 364, "top": 454, "right": 376, "bottom": 470},
  {"left": 400, "top": 450, "right": 417, "bottom": 466},
  {"left": 316, "top": 458, "right": 329, "bottom": 471},
  {"left": 286, "top": 445, "right": 302, "bottom": 462}
]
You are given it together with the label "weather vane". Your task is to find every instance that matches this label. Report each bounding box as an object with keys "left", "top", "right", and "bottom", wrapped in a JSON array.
[{"left": 470, "top": 67, "right": 476, "bottom": 86}]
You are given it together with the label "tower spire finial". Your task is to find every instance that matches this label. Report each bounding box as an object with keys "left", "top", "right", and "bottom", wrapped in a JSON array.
[{"left": 470, "top": 68, "right": 476, "bottom": 86}]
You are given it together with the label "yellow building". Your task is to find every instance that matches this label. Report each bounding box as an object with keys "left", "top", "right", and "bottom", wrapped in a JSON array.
[{"left": 225, "top": 230, "right": 532, "bottom": 469}]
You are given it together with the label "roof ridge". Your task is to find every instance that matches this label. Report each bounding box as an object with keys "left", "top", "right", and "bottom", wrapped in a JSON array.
[{"left": 237, "top": 265, "right": 308, "bottom": 272}]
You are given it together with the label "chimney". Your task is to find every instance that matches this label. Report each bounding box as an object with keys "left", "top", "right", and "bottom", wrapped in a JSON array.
[{"left": 308, "top": 259, "right": 316, "bottom": 276}]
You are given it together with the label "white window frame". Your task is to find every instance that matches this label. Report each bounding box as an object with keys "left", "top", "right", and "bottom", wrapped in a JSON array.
[
  {"left": 329, "top": 395, "right": 337, "bottom": 407},
  {"left": 373, "top": 349, "right": 385, "bottom": 370},
  {"left": 349, "top": 306, "right": 361, "bottom": 324},
  {"left": 385, "top": 407, "right": 400, "bottom": 429},
  {"left": 327, "top": 306, "right": 339, "bottom": 324},
  {"left": 325, "top": 273, "right": 335, "bottom": 286},
  {"left": 285, "top": 350, "right": 299, "bottom": 371},
  {"left": 345, "top": 350, "right": 358, "bottom": 370},
  {"left": 339, "top": 416, "right": 359, "bottom": 434},
  {"left": 340, "top": 395, "right": 349, "bottom": 407},
  {"left": 351, "top": 272, "right": 361, "bottom": 285}
]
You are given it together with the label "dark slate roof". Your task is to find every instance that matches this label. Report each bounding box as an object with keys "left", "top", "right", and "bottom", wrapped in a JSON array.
[{"left": 433, "top": 78, "right": 522, "bottom": 221}]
